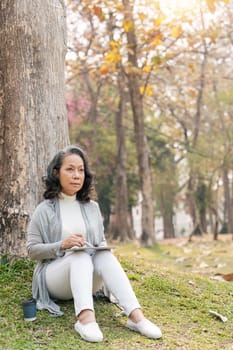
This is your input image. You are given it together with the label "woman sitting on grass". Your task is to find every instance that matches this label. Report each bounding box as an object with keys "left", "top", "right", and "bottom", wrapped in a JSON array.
[{"left": 27, "top": 145, "right": 162, "bottom": 343}]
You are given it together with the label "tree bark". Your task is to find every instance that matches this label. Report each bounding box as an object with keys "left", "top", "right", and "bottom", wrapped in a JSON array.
[
  {"left": 122, "top": 0, "right": 155, "bottom": 246},
  {"left": 0, "top": 0, "right": 69, "bottom": 256}
]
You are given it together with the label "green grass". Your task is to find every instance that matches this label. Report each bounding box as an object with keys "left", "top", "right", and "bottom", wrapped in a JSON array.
[{"left": 0, "top": 236, "right": 233, "bottom": 349}]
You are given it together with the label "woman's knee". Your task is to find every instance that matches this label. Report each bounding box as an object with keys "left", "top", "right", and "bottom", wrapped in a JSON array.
[
  {"left": 94, "top": 250, "right": 112, "bottom": 262},
  {"left": 69, "top": 252, "right": 94, "bottom": 272},
  {"left": 93, "top": 251, "right": 118, "bottom": 273}
]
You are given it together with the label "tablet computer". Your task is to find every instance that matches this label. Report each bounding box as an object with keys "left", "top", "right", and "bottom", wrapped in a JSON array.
[{"left": 68, "top": 245, "right": 116, "bottom": 252}]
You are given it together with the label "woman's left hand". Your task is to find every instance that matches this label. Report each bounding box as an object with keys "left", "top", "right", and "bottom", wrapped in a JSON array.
[{"left": 61, "top": 233, "right": 85, "bottom": 250}]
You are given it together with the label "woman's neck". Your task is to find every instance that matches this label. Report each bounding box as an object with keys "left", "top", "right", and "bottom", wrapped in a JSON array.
[{"left": 60, "top": 192, "right": 77, "bottom": 201}]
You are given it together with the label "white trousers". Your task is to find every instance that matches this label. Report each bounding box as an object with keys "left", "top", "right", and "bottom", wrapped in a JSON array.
[{"left": 45, "top": 250, "right": 141, "bottom": 316}]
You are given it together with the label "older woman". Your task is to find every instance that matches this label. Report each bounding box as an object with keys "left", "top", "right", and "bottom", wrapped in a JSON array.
[{"left": 27, "top": 145, "right": 162, "bottom": 343}]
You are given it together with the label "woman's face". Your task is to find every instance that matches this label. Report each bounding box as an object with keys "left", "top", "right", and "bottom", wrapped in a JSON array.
[{"left": 59, "top": 154, "right": 85, "bottom": 196}]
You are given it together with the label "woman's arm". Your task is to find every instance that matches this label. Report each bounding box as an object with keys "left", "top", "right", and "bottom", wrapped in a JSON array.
[
  {"left": 27, "top": 239, "right": 63, "bottom": 261},
  {"left": 27, "top": 203, "right": 64, "bottom": 261}
]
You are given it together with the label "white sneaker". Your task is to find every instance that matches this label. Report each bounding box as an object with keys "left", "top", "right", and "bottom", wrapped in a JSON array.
[
  {"left": 126, "top": 319, "right": 162, "bottom": 339},
  {"left": 74, "top": 321, "right": 103, "bottom": 342}
]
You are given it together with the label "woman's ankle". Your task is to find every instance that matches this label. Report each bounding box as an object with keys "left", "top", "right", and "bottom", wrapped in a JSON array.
[
  {"left": 78, "top": 309, "right": 96, "bottom": 324},
  {"left": 128, "top": 308, "right": 144, "bottom": 323}
]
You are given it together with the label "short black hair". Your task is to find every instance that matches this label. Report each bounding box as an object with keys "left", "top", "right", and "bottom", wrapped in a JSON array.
[{"left": 43, "top": 145, "right": 96, "bottom": 202}]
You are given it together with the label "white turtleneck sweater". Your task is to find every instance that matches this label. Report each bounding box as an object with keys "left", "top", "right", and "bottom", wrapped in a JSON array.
[{"left": 59, "top": 193, "right": 87, "bottom": 240}]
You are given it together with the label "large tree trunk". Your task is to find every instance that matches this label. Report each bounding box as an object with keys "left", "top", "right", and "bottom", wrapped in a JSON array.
[
  {"left": 111, "top": 69, "right": 134, "bottom": 241},
  {"left": 0, "top": 0, "right": 69, "bottom": 256},
  {"left": 122, "top": 0, "right": 155, "bottom": 246}
]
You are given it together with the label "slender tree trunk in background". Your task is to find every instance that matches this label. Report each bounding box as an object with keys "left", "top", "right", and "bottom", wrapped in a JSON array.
[
  {"left": 163, "top": 214, "right": 175, "bottom": 239},
  {"left": 200, "top": 207, "right": 207, "bottom": 233},
  {"left": 187, "top": 34, "right": 208, "bottom": 240},
  {"left": 187, "top": 174, "right": 203, "bottom": 241},
  {"left": 82, "top": 72, "right": 101, "bottom": 123},
  {"left": 122, "top": 0, "right": 155, "bottom": 246},
  {"left": 210, "top": 207, "right": 219, "bottom": 240},
  {"left": 0, "top": 0, "right": 69, "bottom": 256},
  {"left": 111, "top": 70, "right": 134, "bottom": 241},
  {"left": 223, "top": 168, "right": 233, "bottom": 234},
  {"left": 197, "top": 181, "right": 208, "bottom": 233},
  {"left": 159, "top": 187, "right": 175, "bottom": 239},
  {"left": 231, "top": 172, "right": 233, "bottom": 239}
]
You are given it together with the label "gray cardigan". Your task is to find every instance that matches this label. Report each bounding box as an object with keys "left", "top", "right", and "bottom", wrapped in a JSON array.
[{"left": 27, "top": 198, "right": 105, "bottom": 316}]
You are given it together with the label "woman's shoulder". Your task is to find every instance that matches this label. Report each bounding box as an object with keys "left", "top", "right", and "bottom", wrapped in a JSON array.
[
  {"left": 89, "top": 199, "right": 99, "bottom": 206},
  {"left": 32, "top": 199, "right": 57, "bottom": 217},
  {"left": 79, "top": 199, "right": 97, "bottom": 206},
  {"left": 80, "top": 200, "right": 101, "bottom": 213}
]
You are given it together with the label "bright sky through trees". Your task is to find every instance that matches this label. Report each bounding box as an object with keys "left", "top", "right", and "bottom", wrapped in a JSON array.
[{"left": 159, "top": 0, "right": 197, "bottom": 13}]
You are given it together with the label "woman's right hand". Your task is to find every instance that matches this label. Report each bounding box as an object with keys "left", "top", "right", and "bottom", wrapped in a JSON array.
[{"left": 61, "top": 233, "right": 85, "bottom": 250}]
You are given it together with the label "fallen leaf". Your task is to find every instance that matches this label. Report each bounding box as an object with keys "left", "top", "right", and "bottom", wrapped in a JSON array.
[
  {"left": 216, "top": 263, "right": 226, "bottom": 269},
  {"left": 210, "top": 275, "right": 226, "bottom": 282},
  {"left": 175, "top": 257, "right": 186, "bottom": 263},
  {"left": 199, "top": 262, "right": 209, "bottom": 268},
  {"left": 188, "top": 280, "right": 196, "bottom": 287},
  {"left": 183, "top": 248, "right": 192, "bottom": 254},
  {"left": 209, "top": 310, "right": 228, "bottom": 323},
  {"left": 215, "top": 272, "right": 233, "bottom": 281}
]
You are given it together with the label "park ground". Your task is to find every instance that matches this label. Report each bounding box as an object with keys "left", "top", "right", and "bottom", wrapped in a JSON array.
[{"left": 0, "top": 234, "right": 232, "bottom": 350}]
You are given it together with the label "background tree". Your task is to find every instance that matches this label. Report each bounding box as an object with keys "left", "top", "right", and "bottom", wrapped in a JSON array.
[
  {"left": 110, "top": 67, "right": 135, "bottom": 241},
  {"left": 151, "top": 0, "right": 232, "bottom": 239},
  {"left": 0, "top": 0, "right": 69, "bottom": 256},
  {"left": 66, "top": 1, "right": 138, "bottom": 240},
  {"left": 66, "top": 0, "right": 232, "bottom": 241},
  {"left": 148, "top": 133, "right": 177, "bottom": 239}
]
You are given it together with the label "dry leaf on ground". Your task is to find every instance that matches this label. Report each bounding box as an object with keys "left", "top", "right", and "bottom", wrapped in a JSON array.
[{"left": 209, "top": 310, "right": 228, "bottom": 323}]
